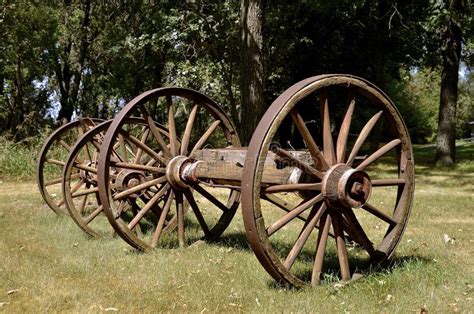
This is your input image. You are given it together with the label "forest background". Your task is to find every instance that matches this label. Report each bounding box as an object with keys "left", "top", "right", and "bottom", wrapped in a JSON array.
[{"left": 0, "top": 0, "right": 472, "bottom": 168}]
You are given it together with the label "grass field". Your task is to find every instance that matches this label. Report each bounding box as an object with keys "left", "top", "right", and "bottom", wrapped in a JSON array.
[{"left": 0, "top": 142, "right": 473, "bottom": 312}]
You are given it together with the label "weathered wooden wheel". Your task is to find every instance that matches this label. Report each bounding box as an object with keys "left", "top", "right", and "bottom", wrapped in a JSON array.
[
  {"left": 241, "top": 75, "right": 414, "bottom": 287},
  {"left": 97, "top": 88, "right": 241, "bottom": 251},
  {"left": 37, "top": 118, "right": 102, "bottom": 214},
  {"left": 63, "top": 118, "right": 176, "bottom": 238}
]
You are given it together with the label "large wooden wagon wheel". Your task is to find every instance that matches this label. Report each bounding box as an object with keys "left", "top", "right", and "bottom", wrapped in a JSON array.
[
  {"left": 241, "top": 75, "right": 414, "bottom": 288},
  {"left": 62, "top": 118, "right": 176, "bottom": 238},
  {"left": 37, "top": 118, "right": 102, "bottom": 214},
  {"left": 97, "top": 88, "right": 241, "bottom": 251}
]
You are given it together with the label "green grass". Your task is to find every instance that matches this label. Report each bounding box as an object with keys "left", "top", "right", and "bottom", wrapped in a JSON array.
[
  {"left": 0, "top": 134, "right": 50, "bottom": 181},
  {"left": 0, "top": 143, "right": 473, "bottom": 312}
]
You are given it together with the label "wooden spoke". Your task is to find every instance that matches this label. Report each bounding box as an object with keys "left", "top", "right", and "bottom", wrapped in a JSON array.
[
  {"left": 69, "top": 179, "right": 85, "bottom": 195},
  {"left": 46, "top": 173, "right": 80, "bottom": 186},
  {"left": 141, "top": 107, "right": 172, "bottom": 158},
  {"left": 336, "top": 94, "right": 355, "bottom": 163},
  {"left": 180, "top": 104, "right": 198, "bottom": 155},
  {"left": 79, "top": 118, "right": 96, "bottom": 130},
  {"left": 127, "top": 184, "right": 170, "bottom": 230},
  {"left": 133, "top": 128, "right": 150, "bottom": 164},
  {"left": 184, "top": 189, "right": 210, "bottom": 237},
  {"left": 167, "top": 95, "right": 179, "bottom": 156},
  {"left": 346, "top": 111, "right": 383, "bottom": 166},
  {"left": 84, "top": 205, "right": 103, "bottom": 224},
  {"left": 113, "top": 177, "right": 167, "bottom": 200},
  {"left": 83, "top": 142, "right": 93, "bottom": 163},
  {"left": 263, "top": 194, "right": 292, "bottom": 211},
  {"left": 59, "top": 139, "right": 72, "bottom": 151},
  {"left": 263, "top": 194, "right": 336, "bottom": 241},
  {"left": 371, "top": 178, "right": 406, "bottom": 186},
  {"left": 151, "top": 189, "right": 174, "bottom": 247},
  {"left": 113, "top": 200, "right": 130, "bottom": 219},
  {"left": 190, "top": 120, "right": 221, "bottom": 156},
  {"left": 57, "top": 198, "right": 66, "bottom": 207},
  {"left": 291, "top": 109, "right": 328, "bottom": 170},
  {"left": 311, "top": 213, "right": 331, "bottom": 286},
  {"left": 283, "top": 203, "right": 327, "bottom": 270},
  {"left": 90, "top": 138, "right": 103, "bottom": 152},
  {"left": 263, "top": 194, "right": 308, "bottom": 223},
  {"left": 77, "top": 123, "right": 85, "bottom": 138},
  {"left": 274, "top": 148, "right": 323, "bottom": 179},
  {"left": 361, "top": 203, "right": 398, "bottom": 226},
  {"left": 72, "top": 186, "right": 99, "bottom": 198},
  {"left": 72, "top": 163, "right": 97, "bottom": 174},
  {"left": 110, "top": 161, "right": 163, "bottom": 173},
  {"left": 130, "top": 203, "right": 144, "bottom": 237},
  {"left": 120, "top": 131, "right": 166, "bottom": 165},
  {"left": 356, "top": 139, "right": 401, "bottom": 170},
  {"left": 193, "top": 184, "right": 230, "bottom": 213},
  {"left": 320, "top": 89, "right": 336, "bottom": 165},
  {"left": 341, "top": 207, "right": 376, "bottom": 257},
  {"left": 79, "top": 194, "right": 88, "bottom": 215},
  {"left": 332, "top": 213, "right": 351, "bottom": 281},
  {"left": 47, "top": 159, "right": 65, "bottom": 166},
  {"left": 264, "top": 183, "right": 322, "bottom": 194},
  {"left": 119, "top": 134, "right": 128, "bottom": 162},
  {"left": 176, "top": 191, "right": 185, "bottom": 247},
  {"left": 266, "top": 194, "right": 323, "bottom": 237}
]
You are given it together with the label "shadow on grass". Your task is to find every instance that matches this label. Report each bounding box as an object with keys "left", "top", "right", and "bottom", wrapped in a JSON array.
[
  {"left": 413, "top": 142, "right": 474, "bottom": 168},
  {"left": 209, "top": 230, "right": 434, "bottom": 290},
  {"left": 208, "top": 230, "right": 252, "bottom": 251},
  {"left": 265, "top": 254, "right": 434, "bottom": 291}
]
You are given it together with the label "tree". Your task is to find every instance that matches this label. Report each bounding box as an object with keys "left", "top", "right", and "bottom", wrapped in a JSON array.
[
  {"left": 240, "top": 0, "right": 265, "bottom": 145},
  {"left": 434, "top": 0, "right": 470, "bottom": 165},
  {"left": 0, "top": 1, "right": 56, "bottom": 140}
]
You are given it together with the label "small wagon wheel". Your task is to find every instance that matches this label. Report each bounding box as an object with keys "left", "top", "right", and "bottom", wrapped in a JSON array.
[
  {"left": 97, "top": 88, "right": 241, "bottom": 251},
  {"left": 62, "top": 118, "right": 176, "bottom": 238},
  {"left": 37, "top": 118, "right": 102, "bottom": 214},
  {"left": 241, "top": 75, "right": 414, "bottom": 288}
]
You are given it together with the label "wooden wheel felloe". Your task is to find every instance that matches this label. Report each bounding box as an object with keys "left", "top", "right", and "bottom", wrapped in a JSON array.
[
  {"left": 37, "top": 118, "right": 102, "bottom": 214},
  {"left": 97, "top": 87, "right": 241, "bottom": 251},
  {"left": 241, "top": 75, "right": 414, "bottom": 288}
]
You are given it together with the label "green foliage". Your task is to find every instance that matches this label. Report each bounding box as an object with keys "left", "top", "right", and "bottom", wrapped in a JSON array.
[
  {"left": 457, "top": 71, "right": 474, "bottom": 138},
  {"left": 388, "top": 67, "right": 473, "bottom": 144},
  {"left": 264, "top": 0, "right": 430, "bottom": 97},
  {"left": 389, "top": 68, "right": 441, "bottom": 143},
  {"left": 0, "top": 1, "right": 56, "bottom": 139},
  {"left": 422, "top": 0, "right": 474, "bottom": 67},
  {"left": 0, "top": 0, "right": 472, "bottom": 148}
]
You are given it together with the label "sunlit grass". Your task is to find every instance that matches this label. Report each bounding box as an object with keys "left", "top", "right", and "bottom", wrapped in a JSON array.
[{"left": 0, "top": 143, "right": 473, "bottom": 312}]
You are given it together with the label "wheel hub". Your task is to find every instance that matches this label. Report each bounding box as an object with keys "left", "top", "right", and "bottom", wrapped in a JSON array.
[
  {"left": 321, "top": 164, "right": 372, "bottom": 208},
  {"left": 79, "top": 160, "right": 97, "bottom": 183},
  {"left": 115, "top": 169, "right": 146, "bottom": 198}
]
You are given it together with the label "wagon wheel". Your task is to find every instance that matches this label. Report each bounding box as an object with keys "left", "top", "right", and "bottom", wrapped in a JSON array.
[
  {"left": 63, "top": 118, "right": 177, "bottom": 238},
  {"left": 98, "top": 87, "right": 241, "bottom": 251},
  {"left": 37, "top": 118, "right": 102, "bottom": 214},
  {"left": 241, "top": 75, "right": 414, "bottom": 288}
]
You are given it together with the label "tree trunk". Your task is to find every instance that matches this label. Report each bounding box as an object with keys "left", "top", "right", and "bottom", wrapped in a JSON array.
[
  {"left": 56, "top": 0, "right": 93, "bottom": 123},
  {"left": 240, "top": 0, "right": 265, "bottom": 145},
  {"left": 434, "top": 0, "right": 465, "bottom": 166}
]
